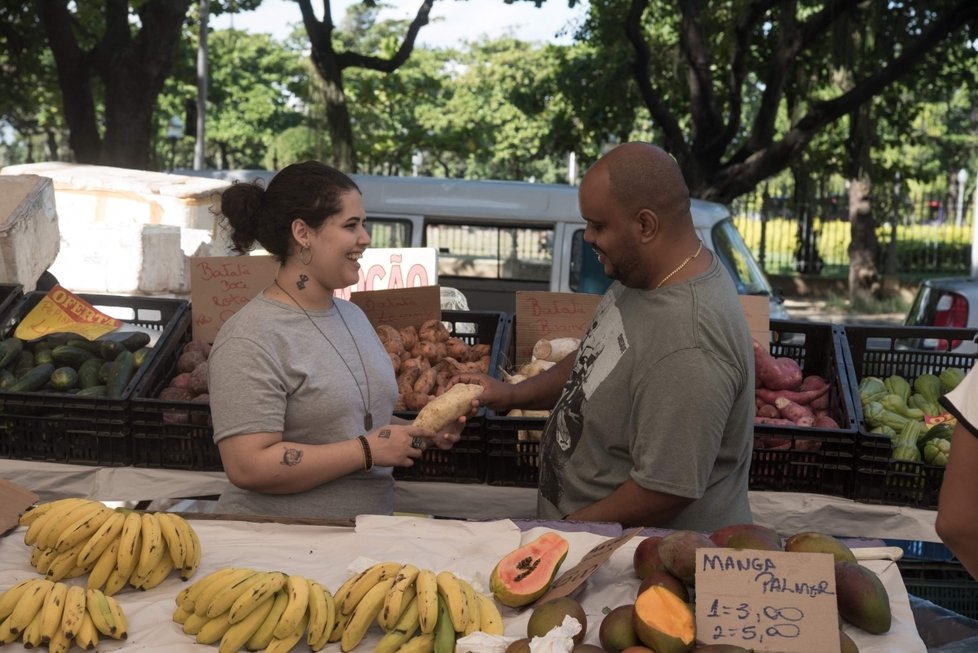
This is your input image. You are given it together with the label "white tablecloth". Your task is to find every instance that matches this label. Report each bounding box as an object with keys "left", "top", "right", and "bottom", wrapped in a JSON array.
[
  {"left": 0, "top": 515, "right": 925, "bottom": 653},
  {"left": 0, "top": 459, "right": 939, "bottom": 542}
]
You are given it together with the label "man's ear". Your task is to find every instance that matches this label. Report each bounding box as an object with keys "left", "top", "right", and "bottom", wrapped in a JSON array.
[{"left": 636, "top": 208, "right": 659, "bottom": 243}]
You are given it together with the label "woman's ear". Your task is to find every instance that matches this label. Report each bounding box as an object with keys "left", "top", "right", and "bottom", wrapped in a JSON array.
[{"left": 291, "top": 218, "right": 311, "bottom": 246}]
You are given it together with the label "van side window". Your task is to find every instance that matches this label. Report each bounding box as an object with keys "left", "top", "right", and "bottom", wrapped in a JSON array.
[
  {"left": 709, "top": 219, "right": 769, "bottom": 295},
  {"left": 569, "top": 229, "right": 613, "bottom": 294},
  {"left": 425, "top": 223, "right": 553, "bottom": 281},
  {"left": 364, "top": 219, "right": 412, "bottom": 248}
]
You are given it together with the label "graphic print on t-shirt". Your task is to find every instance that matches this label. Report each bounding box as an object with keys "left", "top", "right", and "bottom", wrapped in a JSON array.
[{"left": 539, "top": 295, "right": 628, "bottom": 508}]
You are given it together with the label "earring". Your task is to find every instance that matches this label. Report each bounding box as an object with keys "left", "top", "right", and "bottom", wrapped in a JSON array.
[{"left": 299, "top": 244, "right": 312, "bottom": 266}]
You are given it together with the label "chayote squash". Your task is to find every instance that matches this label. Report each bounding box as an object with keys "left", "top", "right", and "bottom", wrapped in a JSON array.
[
  {"left": 922, "top": 438, "right": 951, "bottom": 467},
  {"left": 893, "top": 444, "right": 922, "bottom": 463},
  {"left": 864, "top": 401, "right": 913, "bottom": 432},
  {"left": 881, "top": 394, "right": 925, "bottom": 420},
  {"left": 884, "top": 375, "right": 912, "bottom": 403},
  {"left": 870, "top": 425, "right": 897, "bottom": 438},
  {"left": 858, "top": 377, "right": 888, "bottom": 406},
  {"left": 908, "top": 393, "right": 941, "bottom": 417},
  {"left": 913, "top": 373, "right": 942, "bottom": 404},
  {"left": 939, "top": 367, "right": 966, "bottom": 394},
  {"left": 893, "top": 420, "right": 926, "bottom": 450}
]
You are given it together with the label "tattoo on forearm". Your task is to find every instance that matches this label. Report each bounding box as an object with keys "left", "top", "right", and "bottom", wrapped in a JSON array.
[
  {"left": 379, "top": 429, "right": 391, "bottom": 439},
  {"left": 281, "top": 448, "right": 303, "bottom": 466}
]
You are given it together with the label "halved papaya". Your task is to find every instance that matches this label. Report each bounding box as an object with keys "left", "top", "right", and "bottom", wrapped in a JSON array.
[{"left": 490, "top": 532, "right": 569, "bottom": 608}]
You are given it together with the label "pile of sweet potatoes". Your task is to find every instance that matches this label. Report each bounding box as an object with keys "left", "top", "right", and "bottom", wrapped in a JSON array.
[
  {"left": 155, "top": 339, "right": 211, "bottom": 424},
  {"left": 753, "top": 339, "right": 840, "bottom": 448},
  {"left": 377, "top": 319, "right": 491, "bottom": 412}
]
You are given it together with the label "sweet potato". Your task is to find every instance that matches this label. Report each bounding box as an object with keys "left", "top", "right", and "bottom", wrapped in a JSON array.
[
  {"left": 775, "top": 397, "right": 815, "bottom": 426},
  {"left": 416, "top": 341, "right": 441, "bottom": 364},
  {"left": 756, "top": 403, "right": 780, "bottom": 419},
  {"left": 177, "top": 350, "right": 206, "bottom": 374},
  {"left": 413, "top": 383, "right": 482, "bottom": 432},
  {"left": 532, "top": 337, "right": 581, "bottom": 363},
  {"left": 399, "top": 325, "right": 419, "bottom": 351},
  {"left": 388, "top": 352, "right": 401, "bottom": 374},
  {"left": 188, "top": 362, "right": 209, "bottom": 396},
  {"left": 469, "top": 343, "right": 491, "bottom": 361},
  {"left": 413, "top": 367, "right": 437, "bottom": 395},
  {"left": 755, "top": 384, "right": 829, "bottom": 407},
  {"left": 403, "top": 392, "right": 431, "bottom": 411},
  {"left": 517, "top": 358, "right": 556, "bottom": 378},
  {"left": 418, "top": 319, "right": 450, "bottom": 343},
  {"left": 376, "top": 325, "right": 404, "bottom": 356},
  {"left": 813, "top": 414, "right": 840, "bottom": 429},
  {"left": 445, "top": 337, "right": 470, "bottom": 361},
  {"left": 753, "top": 340, "right": 803, "bottom": 391}
]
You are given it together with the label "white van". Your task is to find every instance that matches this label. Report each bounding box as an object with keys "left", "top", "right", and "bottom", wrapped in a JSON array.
[{"left": 183, "top": 170, "right": 788, "bottom": 318}]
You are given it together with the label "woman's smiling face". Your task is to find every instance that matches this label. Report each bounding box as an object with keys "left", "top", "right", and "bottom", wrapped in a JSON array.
[{"left": 308, "top": 189, "right": 370, "bottom": 290}]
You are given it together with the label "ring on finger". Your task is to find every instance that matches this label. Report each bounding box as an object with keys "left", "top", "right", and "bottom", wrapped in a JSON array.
[{"left": 411, "top": 436, "right": 425, "bottom": 450}]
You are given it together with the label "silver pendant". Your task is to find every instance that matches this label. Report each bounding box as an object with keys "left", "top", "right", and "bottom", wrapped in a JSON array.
[{"left": 364, "top": 413, "right": 373, "bottom": 431}]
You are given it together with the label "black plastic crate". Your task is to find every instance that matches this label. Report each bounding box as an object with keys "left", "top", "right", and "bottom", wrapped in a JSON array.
[
  {"left": 392, "top": 424, "right": 487, "bottom": 484},
  {"left": 0, "top": 292, "right": 189, "bottom": 466},
  {"left": 750, "top": 320, "right": 860, "bottom": 498},
  {"left": 129, "top": 312, "right": 220, "bottom": 471},
  {"left": 843, "top": 325, "right": 977, "bottom": 509},
  {"left": 897, "top": 559, "right": 978, "bottom": 620}
]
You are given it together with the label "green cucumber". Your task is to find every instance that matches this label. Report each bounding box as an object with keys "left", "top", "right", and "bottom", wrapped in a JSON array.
[
  {"left": 76, "top": 385, "right": 107, "bottom": 397},
  {"left": 33, "top": 348, "right": 54, "bottom": 366},
  {"left": 13, "top": 350, "right": 34, "bottom": 377},
  {"left": 106, "top": 350, "right": 135, "bottom": 399},
  {"left": 65, "top": 338, "right": 102, "bottom": 356},
  {"left": 0, "top": 338, "right": 23, "bottom": 370},
  {"left": 98, "top": 331, "right": 152, "bottom": 352},
  {"left": 51, "top": 345, "right": 95, "bottom": 368},
  {"left": 99, "top": 339, "right": 125, "bottom": 362},
  {"left": 77, "top": 358, "right": 104, "bottom": 389},
  {"left": 8, "top": 363, "right": 55, "bottom": 393},
  {"left": 49, "top": 366, "right": 79, "bottom": 391},
  {"left": 132, "top": 347, "right": 151, "bottom": 369}
]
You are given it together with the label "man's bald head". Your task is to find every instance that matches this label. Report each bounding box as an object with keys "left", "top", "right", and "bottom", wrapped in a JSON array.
[{"left": 595, "top": 142, "right": 691, "bottom": 228}]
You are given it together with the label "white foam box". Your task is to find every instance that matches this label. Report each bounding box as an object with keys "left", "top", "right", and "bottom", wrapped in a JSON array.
[{"left": 0, "top": 174, "right": 60, "bottom": 291}]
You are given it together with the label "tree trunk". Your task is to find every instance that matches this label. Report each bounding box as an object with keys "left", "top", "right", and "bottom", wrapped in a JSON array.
[
  {"left": 847, "top": 176, "right": 880, "bottom": 303},
  {"left": 321, "top": 69, "right": 356, "bottom": 171}
]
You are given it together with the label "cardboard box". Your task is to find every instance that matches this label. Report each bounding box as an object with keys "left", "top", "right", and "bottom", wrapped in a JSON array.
[{"left": 0, "top": 174, "right": 60, "bottom": 290}]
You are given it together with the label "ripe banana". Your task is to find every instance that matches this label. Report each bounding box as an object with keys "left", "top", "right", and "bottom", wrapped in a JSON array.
[
  {"left": 20, "top": 603, "right": 45, "bottom": 649},
  {"left": 181, "top": 518, "right": 202, "bottom": 580},
  {"left": 39, "top": 580, "right": 68, "bottom": 644},
  {"left": 245, "top": 589, "right": 290, "bottom": 652},
  {"left": 39, "top": 500, "right": 104, "bottom": 551},
  {"left": 306, "top": 579, "right": 334, "bottom": 652},
  {"left": 375, "top": 595, "right": 421, "bottom": 653},
  {"left": 114, "top": 510, "right": 144, "bottom": 580},
  {"left": 19, "top": 497, "right": 69, "bottom": 528},
  {"left": 433, "top": 595, "right": 457, "bottom": 653},
  {"left": 272, "top": 573, "right": 310, "bottom": 638},
  {"left": 23, "top": 498, "right": 89, "bottom": 546},
  {"left": 133, "top": 511, "right": 166, "bottom": 579},
  {"left": 54, "top": 503, "right": 112, "bottom": 553},
  {"left": 103, "top": 563, "right": 133, "bottom": 597},
  {"left": 195, "top": 568, "right": 258, "bottom": 617},
  {"left": 85, "top": 588, "right": 118, "bottom": 638},
  {"left": 47, "top": 626, "right": 72, "bottom": 653},
  {"left": 74, "top": 608, "right": 100, "bottom": 650},
  {"left": 0, "top": 578, "right": 37, "bottom": 620},
  {"left": 46, "top": 541, "right": 87, "bottom": 582},
  {"left": 155, "top": 511, "right": 186, "bottom": 569},
  {"left": 132, "top": 551, "right": 174, "bottom": 590},
  {"left": 196, "top": 612, "right": 233, "bottom": 646},
  {"left": 476, "top": 593, "right": 504, "bottom": 636},
  {"left": 182, "top": 611, "right": 210, "bottom": 636},
  {"left": 341, "top": 576, "right": 397, "bottom": 652},
  {"left": 59, "top": 584, "right": 87, "bottom": 640},
  {"left": 435, "top": 571, "right": 468, "bottom": 633},
  {"left": 328, "top": 608, "right": 354, "bottom": 644},
  {"left": 181, "top": 567, "right": 245, "bottom": 614},
  {"left": 380, "top": 563, "right": 420, "bottom": 630},
  {"left": 264, "top": 610, "right": 308, "bottom": 653},
  {"left": 397, "top": 631, "right": 436, "bottom": 653},
  {"left": 76, "top": 510, "right": 125, "bottom": 568},
  {"left": 416, "top": 568, "right": 439, "bottom": 635},
  {"left": 339, "top": 561, "right": 403, "bottom": 615},
  {"left": 207, "top": 569, "right": 273, "bottom": 618},
  {"left": 86, "top": 538, "right": 120, "bottom": 592},
  {"left": 6, "top": 578, "right": 54, "bottom": 636},
  {"left": 456, "top": 577, "right": 480, "bottom": 636},
  {"left": 217, "top": 589, "right": 276, "bottom": 653},
  {"left": 34, "top": 545, "right": 63, "bottom": 575},
  {"left": 228, "top": 570, "right": 288, "bottom": 625}
]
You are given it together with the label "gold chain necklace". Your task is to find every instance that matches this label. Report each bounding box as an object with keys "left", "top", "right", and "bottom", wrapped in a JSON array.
[
  {"left": 655, "top": 240, "right": 703, "bottom": 289},
  {"left": 274, "top": 279, "right": 374, "bottom": 431}
]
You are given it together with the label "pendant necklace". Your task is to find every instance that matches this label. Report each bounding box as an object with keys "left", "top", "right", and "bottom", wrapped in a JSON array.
[
  {"left": 655, "top": 240, "right": 703, "bottom": 289},
  {"left": 274, "top": 278, "right": 374, "bottom": 431}
]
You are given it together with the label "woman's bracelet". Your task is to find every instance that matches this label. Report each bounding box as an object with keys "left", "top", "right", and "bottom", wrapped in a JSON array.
[{"left": 357, "top": 435, "right": 373, "bottom": 472}]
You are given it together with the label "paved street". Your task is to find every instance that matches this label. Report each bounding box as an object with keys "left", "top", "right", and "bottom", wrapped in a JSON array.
[{"left": 783, "top": 298, "right": 905, "bottom": 327}]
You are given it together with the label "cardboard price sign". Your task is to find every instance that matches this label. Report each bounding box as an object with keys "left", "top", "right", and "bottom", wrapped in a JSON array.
[
  {"left": 190, "top": 255, "right": 278, "bottom": 343},
  {"left": 350, "top": 286, "right": 441, "bottom": 330},
  {"left": 535, "top": 527, "right": 643, "bottom": 604},
  {"left": 738, "top": 295, "right": 770, "bottom": 345},
  {"left": 695, "top": 549, "right": 840, "bottom": 653},
  {"left": 514, "top": 291, "right": 602, "bottom": 364},
  {"left": 0, "top": 479, "right": 38, "bottom": 538}
]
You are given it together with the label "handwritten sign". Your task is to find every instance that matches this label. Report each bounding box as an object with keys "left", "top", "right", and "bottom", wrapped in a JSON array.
[
  {"left": 738, "top": 295, "right": 771, "bottom": 346},
  {"left": 514, "top": 291, "right": 602, "bottom": 364},
  {"left": 190, "top": 249, "right": 439, "bottom": 342},
  {"left": 535, "top": 528, "right": 643, "bottom": 604},
  {"left": 350, "top": 286, "right": 441, "bottom": 330},
  {"left": 695, "top": 549, "right": 839, "bottom": 653},
  {"left": 190, "top": 256, "right": 278, "bottom": 343}
]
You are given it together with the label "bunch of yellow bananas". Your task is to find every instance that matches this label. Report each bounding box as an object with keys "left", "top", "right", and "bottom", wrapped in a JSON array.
[
  {"left": 331, "top": 562, "right": 504, "bottom": 653},
  {"left": 173, "top": 567, "right": 334, "bottom": 653},
  {"left": 0, "top": 578, "right": 127, "bottom": 652},
  {"left": 20, "top": 497, "right": 201, "bottom": 594}
]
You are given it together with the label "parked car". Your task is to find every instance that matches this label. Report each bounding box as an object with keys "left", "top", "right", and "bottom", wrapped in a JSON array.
[{"left": 904, "top": 276, "right": 978, "bottom": 353}]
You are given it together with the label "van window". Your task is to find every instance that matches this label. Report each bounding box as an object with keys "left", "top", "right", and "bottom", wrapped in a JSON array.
[
  {"left": 710, "top": 219, "right": 771, "bottom": 295},
  {"left": 569, "top": 229, "right": 613, "bottom": 294},
  {"left": 425, "top": 222, "right": 554, "bottom": 281},
  {"left": 365, "top": 219, "right": 412, "bottom": 248}
]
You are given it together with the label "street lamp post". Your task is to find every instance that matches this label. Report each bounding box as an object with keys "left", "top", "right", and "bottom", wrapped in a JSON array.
[{"left": 956, "top": 168, "right": 968, "bottom": 228}]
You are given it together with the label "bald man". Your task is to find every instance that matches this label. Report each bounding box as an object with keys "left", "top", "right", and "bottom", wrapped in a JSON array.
[{"left": 459, "top": 143, "right": 755, "bottom": 530}]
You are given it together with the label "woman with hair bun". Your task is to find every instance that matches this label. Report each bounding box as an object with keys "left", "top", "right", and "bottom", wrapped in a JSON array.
[{"left": 207, "top": 161, "right": 464, "bottom": 520}]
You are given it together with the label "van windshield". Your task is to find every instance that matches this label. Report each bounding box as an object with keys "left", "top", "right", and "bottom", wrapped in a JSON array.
[{"left": 570, "top": 218, "right": 773, "bottom": 297}]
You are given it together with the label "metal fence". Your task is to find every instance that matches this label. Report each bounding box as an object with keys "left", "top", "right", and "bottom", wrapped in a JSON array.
[{"left": 730, "top": 189, "right": 975, "bottom": 279}]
